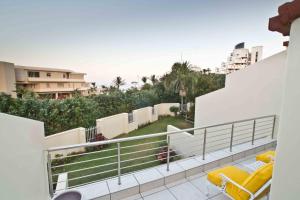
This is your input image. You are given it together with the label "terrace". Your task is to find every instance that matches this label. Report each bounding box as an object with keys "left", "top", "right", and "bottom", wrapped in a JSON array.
[{"left": 48, "top": 115, "right": 276, "bottom": 200}]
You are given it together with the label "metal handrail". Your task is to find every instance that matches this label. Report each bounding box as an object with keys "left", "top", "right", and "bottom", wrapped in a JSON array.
[
  {"left": 47, "top": 114, "right": 275, "bottom": 152},
  {"left": 46, "top": 114, "right": 276, "bottom": 197}
]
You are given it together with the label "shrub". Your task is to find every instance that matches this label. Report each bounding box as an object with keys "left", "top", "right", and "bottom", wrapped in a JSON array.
[{"left": 169, "top": 106, "right": 179, "bottom": 116}]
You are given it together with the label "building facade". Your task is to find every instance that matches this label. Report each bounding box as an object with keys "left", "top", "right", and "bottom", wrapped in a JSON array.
[
  {"left": 217, "top": 43, "right": 263, "bottom": 74},
  {"left": 0, "top": 61, "right": 90, "bottom": 99}
]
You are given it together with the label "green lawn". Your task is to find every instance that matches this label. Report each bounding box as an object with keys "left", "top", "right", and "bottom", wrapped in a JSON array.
[{"left": 51, "top": 116, "right": 193, "bottom": 188}]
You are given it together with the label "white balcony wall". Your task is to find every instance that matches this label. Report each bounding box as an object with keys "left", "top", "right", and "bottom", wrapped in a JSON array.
[
  {"left": 0, "top": 113, "right": 49, "bottom": 200},
  {"left": 195, "top": 51, "right": 286, "bottom": 132},
  {"left": 44, "top": 127, "right": 86, "bottom": 157},
  {"left": 270, "top": 18, "right": 300, "bottom": 200}
]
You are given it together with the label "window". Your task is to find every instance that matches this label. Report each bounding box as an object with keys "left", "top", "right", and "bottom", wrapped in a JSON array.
[
  {"left": 28, "top": 71, "right": 40, "bottom": 77},
  {"left": 57, "top": 83, "right": 64, "bottom": 88},
  {"left": 46, "top": 73, "right": 51, "bottom": 77},
  {"left": 255, "top": 52, "right": 259, "bottom": 62}
]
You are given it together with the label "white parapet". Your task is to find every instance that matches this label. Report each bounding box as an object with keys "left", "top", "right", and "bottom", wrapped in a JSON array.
[{"left": 0, "top": 113, "right": 50, "bottom": 200}]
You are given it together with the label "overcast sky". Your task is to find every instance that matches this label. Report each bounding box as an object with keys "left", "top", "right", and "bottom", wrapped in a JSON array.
[{"left": 0, "top": 0, "right": 287, "bottom": 86}]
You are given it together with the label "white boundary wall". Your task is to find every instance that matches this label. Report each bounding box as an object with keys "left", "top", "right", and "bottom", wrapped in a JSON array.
[
  {"left": 154, "top": 103, "right": 180, "bottom": 116},
  {"left": 0, "top": 113, "right": 49, "bottom": 200},
  {"left": 97, "top": 103, "right": 180, "bottom": 139},
  {"left": 195, "top": 51, "right": 286, "bottom": 128},
  {"left": 44, "top": 127, "right": 86, "bottom": 156}
]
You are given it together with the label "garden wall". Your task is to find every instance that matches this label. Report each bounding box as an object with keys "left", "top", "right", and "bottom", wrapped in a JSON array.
[
  {"left": 133, "top": 106, "right": 158, "bottom": 126},
  {"left": 44, "top": 127, "right": 86, "bottom": 156},
  {"left": 96, "top": 113, "right": 138, "bottom": 139},
  {"left": 154, "top": 103, "right": 180, "bottom": 116}
]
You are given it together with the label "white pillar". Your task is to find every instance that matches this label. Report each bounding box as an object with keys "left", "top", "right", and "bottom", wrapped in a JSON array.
[{"left": 270, "top": 18, "right": 300, "bottom": 200}]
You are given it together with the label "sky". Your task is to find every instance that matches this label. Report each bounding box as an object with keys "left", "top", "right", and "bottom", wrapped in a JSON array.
[{"left": 0, "top": 0, "right": 288, "bottom": 87}]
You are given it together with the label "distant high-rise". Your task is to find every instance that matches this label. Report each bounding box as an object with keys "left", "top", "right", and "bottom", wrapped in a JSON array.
[{"left": 218, "top": 43, "right": 263, "bottom": 74}]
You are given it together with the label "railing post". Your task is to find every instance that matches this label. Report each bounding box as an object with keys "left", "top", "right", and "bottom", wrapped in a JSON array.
[
  {"left": 230, "top": 124, "right": 234, "bottom": 152},
  {"left": 117, "top": 143, "right": 121, "bottom": 185},
  {"left": 202, "top": 128, "right": 207, "bottom": 160},
  {"left": 47, "top": 152, "right": 54, "bottom": 197},
  {"left": 167, "top": 135, "right": 170, "bottom": 171},
  {"left": 271, "top": 116, "right": 276, "bottom": 139},
  {"left": 252, "top": 120, "right": 256, "bottom": 145}
]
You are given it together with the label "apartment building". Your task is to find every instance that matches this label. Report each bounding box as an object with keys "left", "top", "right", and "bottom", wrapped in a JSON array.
[
  {"left": 218, "top": 42, "right": 263, "bottom": 74},
  {"left": 0, "top": 61, "right": 90, "bottom": 99}
]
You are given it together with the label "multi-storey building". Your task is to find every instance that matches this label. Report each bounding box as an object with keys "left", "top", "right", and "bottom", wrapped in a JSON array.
[
  {"left": 0, "top": 61, "right": 90, "bottom": 99},
  {"left": 219, "top": 43, "right": 263, "bottom": 74}
]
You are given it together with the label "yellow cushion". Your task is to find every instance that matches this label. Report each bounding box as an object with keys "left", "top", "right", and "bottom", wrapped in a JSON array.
[
  {"left": 226, "top": 163, "right": 273, "bottom": 200},
  {"left": 207, "top": 166, "right": 250, "bottom": 187},
  {"left": 256, "top": 151, "right": 275, "bottom": 163}
]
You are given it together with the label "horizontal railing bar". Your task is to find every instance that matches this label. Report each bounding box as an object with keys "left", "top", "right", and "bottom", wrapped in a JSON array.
[
  {"left": 121, "top": 140, "right": 167, "bottom": 150},
  {"left": 255, "top": 127, "right": 273, "bottom": 132},
  {"left": 121, "top": 152, "right": 162, "bottom": 163},
  {"left": 255, "top": 119, "right": 274, "bottom": 124},
  {"left": 67, "top": 168, "right": 118, "bottom": 182},
  {"left": 206, "top": 127, "right": 232, "bottom": 134},
  {"left": 120, "top": 159, "right": 159, "bottom": 170},
  {"left": 51, "top": 147, "right": 118, "bottom": 160},
  {"left": 51, "top": 154, "right": 117, "bottom": 168},
  {"left": 206, "top": 131, "right": 231, "bottom": 139},
  {"left": 120, "top": 146, "right": 167, "bottom": 157},
  {"left": 233, "top": 123, "right": 253, "bottom": 128},
  {"left": 47, "top": 115, "right": 276, "bottom": 152},
  {"left": 52, "top": 161, "right": 118, "bottom": 176}
]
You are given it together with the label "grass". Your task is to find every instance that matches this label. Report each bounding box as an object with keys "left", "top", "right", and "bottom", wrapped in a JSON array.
[{"left": 51, "top": 116, "right": 193, "bottom": 188}]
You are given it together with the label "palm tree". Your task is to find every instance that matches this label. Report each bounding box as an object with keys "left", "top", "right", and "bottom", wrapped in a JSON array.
[
  {"left": 150, "top": 75, "right": 157, "bottom": 85},
  {"left": 141, "top": 76, "right": 147, "bottom": 84},
  {"left": 113, "top": 76, "right": 125, "bottom": 89}
]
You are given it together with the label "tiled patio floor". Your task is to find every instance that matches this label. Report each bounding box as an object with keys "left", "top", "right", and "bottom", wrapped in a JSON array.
[
  {"left": 68, "top": 138, "right": 275, "bottom": 200},
  {"left": 124, "top": 154, "right": 271, "bottom": 200}
]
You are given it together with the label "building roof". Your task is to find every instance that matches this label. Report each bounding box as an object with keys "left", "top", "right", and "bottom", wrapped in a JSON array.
[{"left": 15, "top": 65, "right": 86, "bottom": 75}]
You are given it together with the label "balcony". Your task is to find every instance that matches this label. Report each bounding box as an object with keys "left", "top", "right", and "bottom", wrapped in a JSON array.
[
  {"left": 48, "top": 115, "right": 277, "bottom": 200},
  {"left": 27, "top": 77, "right": 86, "bottom": 83}
]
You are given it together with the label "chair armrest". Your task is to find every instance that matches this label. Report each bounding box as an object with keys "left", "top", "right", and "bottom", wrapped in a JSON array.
[{"left": 220, "top": 174, "right": 255, "bottom": 199}]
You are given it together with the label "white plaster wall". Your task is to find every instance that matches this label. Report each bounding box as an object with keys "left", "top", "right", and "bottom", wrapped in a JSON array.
[
  {"left": 154, "top": 103, "right": 180, "bottom": 116},
  {"left": 195, "top": 51, "right": 286, "bottom": 128},
  {"left": 96, "top": 113, "right": 138, "bottom": 139},
  {"left": 0, "top": 113, "right": 49, "bottom": 200},
  {"left": 270, "top": 18, "right": 300, "bottom": 200},
  {"left": 133, "top": 107, "right": 158, "bottom": 126},
  {"left": 44, "top": 127, "right": 86, "bottom": 156},
  {"left": 168, "top": 125, "right": 203, "bottom": 158}
]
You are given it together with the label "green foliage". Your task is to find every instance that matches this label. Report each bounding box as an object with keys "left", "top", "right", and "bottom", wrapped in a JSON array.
[
  {"left": 169, "top": 106, "right": 179, "bottom": 116},
  {"left": 0, "top": 61, "right": 225, "bottom": 136}
]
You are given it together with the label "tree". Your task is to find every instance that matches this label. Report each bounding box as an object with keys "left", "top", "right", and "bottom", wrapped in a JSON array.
[
  {"left": 150, "top": 75, "right": 158, "bottom": 85},
  {"left": 113, "top": 76, "right": 125, "bottom": 89},
  {"left": 141, "top": 76, "right": 147, "bottom": 84}
]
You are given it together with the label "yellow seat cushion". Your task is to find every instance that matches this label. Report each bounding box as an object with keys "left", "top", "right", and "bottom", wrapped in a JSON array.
[
  {"left": 207, "top": 166, "right": 250, "bottom": 187},
  {"left": 256, "top": 151, "right": 275, "bottom": 163},
  {"left": 226, "top": 162, "right": 273, "bottom": 200}
]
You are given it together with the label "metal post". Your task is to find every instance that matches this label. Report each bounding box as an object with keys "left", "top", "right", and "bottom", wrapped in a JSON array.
[
  {"left": 202, "top": 128, "right": 207, "bottom": 160},
  {"left": 117, "top": 143, "right": 121, "bottom": 185},
  {"left": 271, "top": 116, "right": 276, "bottom": 139},
  {"left": 229, "top": 124, "right": 234, "bottom": 152},
  {"left": 167, "top": 135, "right": 170, "bottom": 171},
  {"left": 47, "top": 152, "right": 54, "bottom": 197},
  {"left": 252, "top": 120, "right": 256, "bottom": 145}
]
